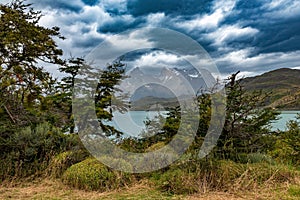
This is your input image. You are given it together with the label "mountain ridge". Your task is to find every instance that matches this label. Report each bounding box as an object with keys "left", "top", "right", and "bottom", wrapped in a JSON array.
[{"left": 240, "top": 68, "right": 300, "bottom": 110}]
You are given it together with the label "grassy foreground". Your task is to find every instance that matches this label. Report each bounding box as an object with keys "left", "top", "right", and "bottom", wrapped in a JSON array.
[{"left": 1, "top": 178, "right": 300, "bottom": 200}]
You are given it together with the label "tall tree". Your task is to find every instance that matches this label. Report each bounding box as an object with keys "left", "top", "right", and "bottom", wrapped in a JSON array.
[
  {"left": 0, "top": 0, "right": 64, "bottom": 132},
  {"left": 217, "top": 72, "right": 279, "bottom": 160},
  {"left": 95, "top": 61, "right": 129, "bottom": 137},
  {"left": 57, "top": 57, "right": 84, "bottom": 133}
]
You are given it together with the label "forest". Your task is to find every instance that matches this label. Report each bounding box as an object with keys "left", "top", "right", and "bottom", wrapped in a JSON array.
[{"left": 0, "top": 1, "right": 299, "bottom": 199}]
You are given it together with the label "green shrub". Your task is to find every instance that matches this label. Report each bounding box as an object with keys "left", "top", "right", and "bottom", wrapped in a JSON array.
[
  {"left": 0, "top": 123, "right": 80, "bottom": 180},
  {"left": 270, "top": 117, "right": 300, "bottom": 165},
  {"left": 97, "top": 156, "right": 133, "bottom": 172},
  {"left": 47, "top": 150, "right": 89, "bottom": 178},
  {"left": 151, "top": 168, "right": 199, "bottom": 194},
  {"left": 62, "top": 158, "right": 133, "bottom": 191}
]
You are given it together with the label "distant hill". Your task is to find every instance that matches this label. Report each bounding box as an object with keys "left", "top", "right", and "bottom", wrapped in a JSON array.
[
  {"left": 241, "top": 68, "right": 300, "bottom": 110},
  {"left": 131, "top": 96, "right": 179, "bottom": 111},
  {"left": 129, "top": 68, "right": 300, "bottom": 111}
]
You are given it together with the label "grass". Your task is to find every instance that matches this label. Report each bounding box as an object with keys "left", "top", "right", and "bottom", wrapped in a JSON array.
[
  {"left": 1, "top": 156, "right": 300, "bottom": 199},
  {"left": 0, "top": 179, "right": 300, "bottom": 200},
  {"left": 149, "top": 159, "right": 299, "bottom": 195}
]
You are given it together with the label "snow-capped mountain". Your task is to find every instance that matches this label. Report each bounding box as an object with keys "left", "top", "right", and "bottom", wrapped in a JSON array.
[{"left": 119, "top": 67, "right": 210, "bottom": 101}]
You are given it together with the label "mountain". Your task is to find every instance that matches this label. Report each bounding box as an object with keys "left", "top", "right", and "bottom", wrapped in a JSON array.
[
  {"left": 120, "top": 67, "right": 208, "bottom": 101},
  {"left": 241, "top": 68, "right": 300, "bottom": 110},
  {"left": 123, "top": 67, "right": 300, "bottom": 110},
  {"left": 119, "top": 67, "right": 208, "bottom": 110},
  {"left": 130, "top": 96, "right": 180, "bottom": 111}
]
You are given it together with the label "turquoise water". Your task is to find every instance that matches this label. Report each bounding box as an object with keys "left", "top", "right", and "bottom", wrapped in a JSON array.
[
  {"left": 271, "top": 111, "right": 300, "bottom": 131},
  {"left": 106, "top": 111, "right": 299, "bottom": 137},
  {"left": 106, "top": 111, "right": 167, "bottom": 138}
]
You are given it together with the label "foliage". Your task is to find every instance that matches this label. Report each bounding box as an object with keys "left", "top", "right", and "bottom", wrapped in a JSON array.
[
  {"left": 128, "top": 72, "right": 279, "bottom": 161},
  {"left": 270, "top": 114, "right": 300, "bottom": 165},
  {"left": 0, "top": 123, "right": 78, "bottom": 180},
  {"left": 95, "top": 61, "right": 129, "bottom": 137},
  {"left": 0, "top": 0, "right": 65, "bottom": 146},
  {"left": 216, "top": 72, "right": 279, "bottom": 160},
  {"left": 62, "top": 158, "right": 134, "bottom": 191},
  {"left": 56, "top": 57, "right": 85, "bottom": 133},
  {"left": 0, "top": 0, "right": 64, "bottom": 126},
  {"left": 47, "top": 149, "right": 89, "bottom": 178}
]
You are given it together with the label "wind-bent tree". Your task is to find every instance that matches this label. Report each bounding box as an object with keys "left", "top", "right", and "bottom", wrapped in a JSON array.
[
  {"left": 56, "top": 57, "right": 84, "bottom": 133},
  {"left": 95, "top": 61, "right": 129, "bottom": 137},
  {"left": 217, "top": 72, "right": 279, "bottom": 160}
]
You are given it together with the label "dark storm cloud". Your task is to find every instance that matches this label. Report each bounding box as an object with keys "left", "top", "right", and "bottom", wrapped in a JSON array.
[
  {"left": 254, "top": 19, "right": 300, "bottom": 54},
  {"left": 216, "top": 0, "right": 300, "bottom": 54},
  {"left": 81, "top": 0, "right": 100, "bottom": 6},
  {"left": 72, "top": 36, "right": 104, "bottom": 48},
  {"left": 98, "top": 17, "right": 145, "bottom": 33},
  {"left": 127, "top": 0, "right": 212, "bottom": 17},
  {"left": 17, "top": 0, "right": 300, "bottom": 77},
  {"left": 28, "top": 0, "right": 83, "bottom": 12}
]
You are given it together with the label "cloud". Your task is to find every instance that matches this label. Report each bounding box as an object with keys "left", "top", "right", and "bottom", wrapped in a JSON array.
[
  {"left": 215, "top": 49, "right": 300, "bottom": 74},
  {"left": 263, "top": 0, "right": 300, "bottom": 19},
  {"left": 130, "top": 51, "right": 185, "bottom": 69},
  {"left": 127, "top": 0, "right": 212, "bottom": 17},
  {"left": 81, "top": 0, "right": 100, "bottom": 6},
  {"left": 205, "top": 25, "right": 259, "bottom": 47},
  {"left": 174, "top": 0, "right": 236, "bottom": 31},
  {"left": 28, "top": 0, "right": 84, "bottom": 12},
  {"left": 98, "top": 15, "right": 143, "bottom": 33},
  {"left": 100, "top": 0, "right": 128, "bottom": 14},
  {"left": 37, "top": 5, "right": 133, "bottom": 57},
  {"left": 0, "top": 0, "right": 11, "bottom": 5},
  {"left": 146, "top": 13, "right": 166, "bottom": 26},
  {"left": 6, "top": 0, "right": 299, "bottom": 78}
]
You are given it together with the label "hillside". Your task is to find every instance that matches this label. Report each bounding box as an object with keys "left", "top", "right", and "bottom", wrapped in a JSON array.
[
  {"left": 131, "top": 96, "right": 179, "bottom": 111},
  {"left": 241, "top": 68, "right": 300, "bottom": 110},
  {"left": 129, "top": 68, "right": 300, "bottom": 111}
]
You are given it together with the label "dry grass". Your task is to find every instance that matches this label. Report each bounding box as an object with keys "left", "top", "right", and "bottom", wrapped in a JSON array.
[{"left": 0, "top": 179, "right": 299, "bottom": 200}]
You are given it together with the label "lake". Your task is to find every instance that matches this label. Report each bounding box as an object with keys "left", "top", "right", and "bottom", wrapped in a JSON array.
[
  {"left": 106, "top": 110, "right": 300, "bottom": 137},
  {"left": 271, "top": 111, "right": 300, "bottom": 131},
  {"left": 105, "top": 111, "right": 168, "bottom": 138}
]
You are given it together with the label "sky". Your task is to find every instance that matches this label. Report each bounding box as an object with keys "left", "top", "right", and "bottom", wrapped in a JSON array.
[{"left": 3, "top": 0, "right": 300, "bottom": 78}]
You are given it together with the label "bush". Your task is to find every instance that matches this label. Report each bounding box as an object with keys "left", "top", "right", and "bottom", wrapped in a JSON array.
[
  {"left": 150, "top": 168, "right": 199, "bottom": 194},
  {"left": 47, "top": 150, "right": 89, "bottom": 178},
  {"left": 0, "top": 123, "right": 79, "bottom": 180},
  {"left": 150, "top": 159, "right": 298, "bottom": 194},
  {"left": 270, "top": 117, "right": 300, "bottom": 165},
  {"left": 62, "top": 158, "right": 134, "bottom": 191}
]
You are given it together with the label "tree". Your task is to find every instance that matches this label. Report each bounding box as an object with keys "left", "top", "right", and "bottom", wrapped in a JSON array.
[
  {"left": 217, "top": 72, "right": 279, "bottom": 160},
  {"left": 0, "top": 0, "right": 65, "bottom": 129},
  {"left": 129, "top": 72, "right": 279, "bottom": 160},
  {"left": 271, "top": 114, "right": 300, "bottom": 165},
  {"left": 57, "top": 57, "right": 84, "bottom": 133},
  {"left": 95, "top": 61, "right": 129, "bottom": 137},
  {"left": 0, "top": 0, "right": 65, "bottom": 154}
]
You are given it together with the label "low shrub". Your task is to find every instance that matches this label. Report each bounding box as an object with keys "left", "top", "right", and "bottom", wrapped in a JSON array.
[
  {"left": 62, "top": 158, "right": 134, "bottom": 191},
  {"left": 0, "top": 123, "right": 79, "bottom": 180},
  {"left": 47, "top": 150, "right": 89, "bottom": 178}
]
